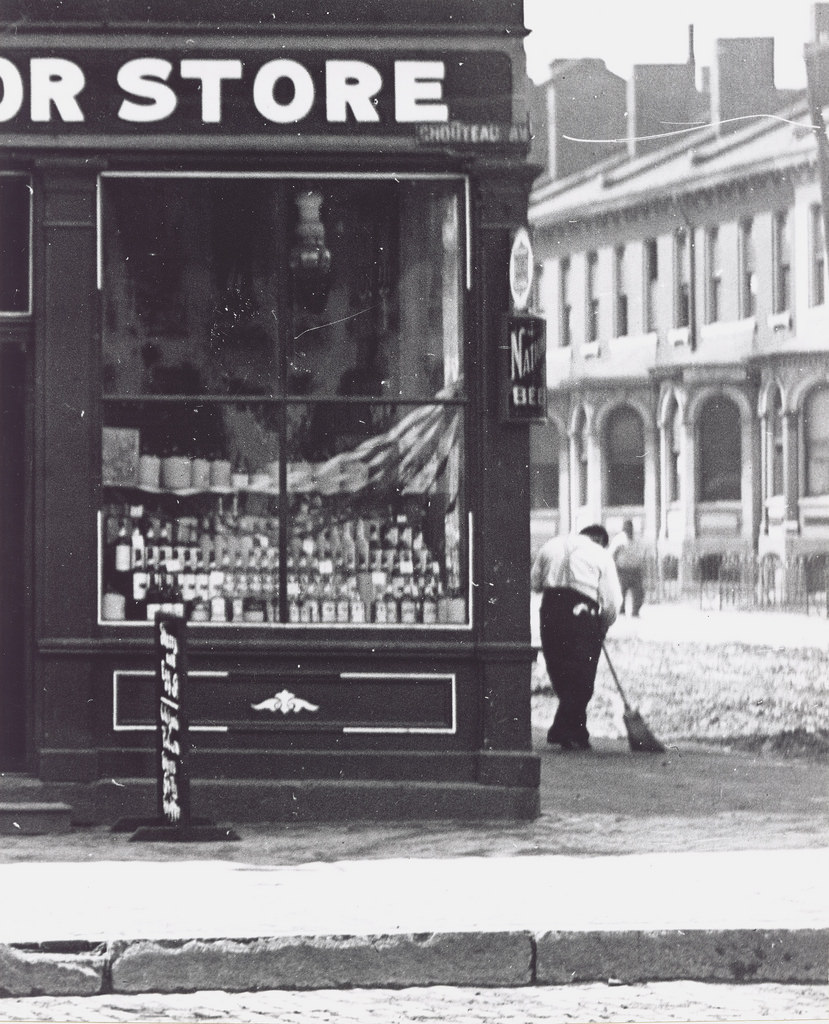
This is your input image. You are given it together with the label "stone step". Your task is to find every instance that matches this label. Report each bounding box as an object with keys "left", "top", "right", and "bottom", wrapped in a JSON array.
[{"left": 0, "top": 802, "right": 73, "bottom": 835}]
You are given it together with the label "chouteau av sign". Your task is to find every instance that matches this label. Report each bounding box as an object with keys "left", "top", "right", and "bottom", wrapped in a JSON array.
[{"left": 0, "top": 49, "right": 511, "bottom": 136}]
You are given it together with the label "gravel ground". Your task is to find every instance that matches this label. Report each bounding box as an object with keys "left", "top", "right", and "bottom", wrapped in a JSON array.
[
  {"left": 532, "top": 630, "right": 829, "bottom": 752},
  {"left": 0, "top": 983, "right": 826, "bottom": 1023}
]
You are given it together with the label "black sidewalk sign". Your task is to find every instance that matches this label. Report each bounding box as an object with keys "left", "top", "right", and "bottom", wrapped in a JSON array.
[
  {"left": 155, "top": 613, "right": 191, "bottom": 829},
  {"left": 121, "top": 614, "right": 239, "bottom": 843}
]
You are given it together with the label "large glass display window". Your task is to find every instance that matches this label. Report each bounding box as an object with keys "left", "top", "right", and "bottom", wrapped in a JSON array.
[{"left": 98, "top": 173, "right": 469, "bottom": 628}]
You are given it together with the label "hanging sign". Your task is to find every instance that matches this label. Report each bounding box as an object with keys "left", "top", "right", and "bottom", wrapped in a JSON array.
[
  {"left": 154, "top": 614, "right": 191, "bottom": 829},
  {"left": 501, "top": 314, "right": 547, "bottom": 423},
  {"left": 508, "top": 226, "right": 533, "bottom": 312}
]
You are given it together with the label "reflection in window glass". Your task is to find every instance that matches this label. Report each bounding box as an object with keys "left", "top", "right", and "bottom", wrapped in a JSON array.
[{"left": 101, "top": 177, "right": 463, "bottom": 401}]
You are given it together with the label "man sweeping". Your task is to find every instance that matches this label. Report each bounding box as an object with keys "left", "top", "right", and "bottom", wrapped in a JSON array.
[{"left": 531, "top": 525, "right": 623, "bottom": 750}]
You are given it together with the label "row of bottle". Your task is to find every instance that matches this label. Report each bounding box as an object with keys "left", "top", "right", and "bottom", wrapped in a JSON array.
[{"left": 103, "top": 560, "right": 462, "bottom": 626}]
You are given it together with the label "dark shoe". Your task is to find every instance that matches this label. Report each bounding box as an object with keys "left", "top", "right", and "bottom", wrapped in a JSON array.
[{"left": 559, "top": 738, "right": 580, "bottom": 750}]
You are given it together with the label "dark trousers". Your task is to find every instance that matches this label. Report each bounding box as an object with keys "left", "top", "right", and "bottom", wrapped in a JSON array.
[
  {"left": 617, "top": 567, "right": 644, "bottom": 615},
  {"left": 539, "top": 588, "right": 603, "bottom": 746}
]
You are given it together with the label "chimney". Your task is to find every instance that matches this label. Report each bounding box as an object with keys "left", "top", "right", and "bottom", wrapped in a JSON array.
[
  {"left": 627, "top": 59, "right": 699, "bottom": 156},
  {"left": 710, "top": 38, "right": 778, "bottom": 132},
  {"left": 814, "top": 3, "right": 829, "bottom": 44}
]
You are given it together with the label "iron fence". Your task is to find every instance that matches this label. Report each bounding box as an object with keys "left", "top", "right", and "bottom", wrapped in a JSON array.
[{"left": 644, "top": 551, "right": 829, "bottom": 615}]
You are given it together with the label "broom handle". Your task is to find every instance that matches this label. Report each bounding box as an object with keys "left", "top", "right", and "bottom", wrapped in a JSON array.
[{"left": 602, "top": 643, "right": 632, "bottom": 711}]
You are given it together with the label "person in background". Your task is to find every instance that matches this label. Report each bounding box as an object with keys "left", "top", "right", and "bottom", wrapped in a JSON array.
[
  {"left": 531, "top": 525, "right": 623, "bottom": 751},
  {"left": 610, "top": 519, "right": 646, "bottom": 617}
]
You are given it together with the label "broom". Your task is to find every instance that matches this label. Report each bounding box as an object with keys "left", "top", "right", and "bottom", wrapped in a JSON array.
[{"left": 602, "top": 643, "right": 665, "bottom": 753}]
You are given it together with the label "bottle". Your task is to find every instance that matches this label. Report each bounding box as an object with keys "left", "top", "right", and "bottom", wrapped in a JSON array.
[
  {"left": 349, "top": 585, "right": 366, "bottom": 624},
  {"left": 114, "top": 519, "right": 132, "bottom": 579},
  {"left": 355, "top": 519, "right": 370, "bottom": 572},
  {"left": 320, "top": 578, "right": 337, "bottom": 623},
  {"left": 399, "top": 578, "right": 419, "bottom": 625},
  {"left": 342, "top": 521, "right": 357, "bottom": 573},
  {"left": 421, "top": 577, "right": 438, "bottom": 625},
  {"left": 383, "top": 584, "right": 399, "bottom": 624}
]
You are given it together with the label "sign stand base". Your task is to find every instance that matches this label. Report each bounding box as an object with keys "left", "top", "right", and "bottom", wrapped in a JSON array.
[
  {"left": 129, "top": 822, "right": 240, "bottom": 843},
  {"left": 111, "top": 816, "right": 240, "bottom": 842}
]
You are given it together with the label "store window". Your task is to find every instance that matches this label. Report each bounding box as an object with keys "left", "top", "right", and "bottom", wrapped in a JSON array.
[
  {"left": 644, "top": 238, "right": 658, "bottom": 332},
  {"left": 605, "top": 405, "right": 645, "bottom": 507},
  {"left": 614, "top": 245, "right": 629, "bottom": 338},
  {"left": 705, "top": 227, "right": 722, "bottom": 324},
  {"left": 740, "top": 218, "right": 757, "bottom": 318},
  {"left": 773, "top": 210, "right": 792, "bottom": 314},
  {"left": 810, "top": 204, "right": 826, "bottom": 308},
  {"left": 99, "top": 174, "right": 468, "bottom": 627},
  {"left": 805, "top": 387, "right": 829, "bottom": 497},
  {"left": 674, "top": 228, "right": 690, "bottom": 328},
  {"left": 0, "top": 175, "right": 32, "bottom": 315},
  {"left": 698, "top": 394, "right": 741, "bottom": 502}
]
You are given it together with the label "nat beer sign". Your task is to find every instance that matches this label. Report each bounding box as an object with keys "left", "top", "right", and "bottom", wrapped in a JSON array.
[{"left": 502, "top": 315, "right": 547, "bottom": 422}]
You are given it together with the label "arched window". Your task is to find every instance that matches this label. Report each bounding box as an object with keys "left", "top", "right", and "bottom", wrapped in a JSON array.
[
  {"left": 530, "top": 421, "right": 559, "bottom": 511},
  {"left": 805, "top": 387, "right": 829, "bottom": 497},
  {"left": 698, "top": 394, "right": 741, "bottom": 501},
  {"left": 605, "top": 405, "right": 645, "bottom": 506}
]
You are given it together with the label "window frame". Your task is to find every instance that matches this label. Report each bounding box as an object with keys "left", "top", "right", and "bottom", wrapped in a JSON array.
[
  {"left": 705, "top": 226, "right": 722, "bottom": 325},
  {"left": 809, "top": 203, "right": 826, "bottom": 308},
  {"left": 772, "top": 209, "right": 792, "bottom": 315},
  {"left": 96, "top": 169, "right": 473, "bottom": 631},
  {"left": 585, "top": 249, "right": 599, "bottom": 344},
  {"left": 0, "top": 172, "right": 33, "bottom": 319},
  {"left": 644, "top": 238, "right": 658, "bottom": 332},
  {"left": 739, "top": 217, "right": 757, "bottom": 319}
]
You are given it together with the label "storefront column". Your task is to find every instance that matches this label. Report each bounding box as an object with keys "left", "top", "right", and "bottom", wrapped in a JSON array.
[
  {"left": 643, "top": 421, "right": 659, "bottom": 544},
  {"left": 783, "top": 411, "right": 800, "bottom": 532},
  {"left": 657, "top": 420, "right": 670, "bottom": 543},
  {"left": 34, "top": 162, "right": 100, "bottom": 778},
  {"left": 585, "top": 416, "right": 602, "bottom": 525},
  {"left": 680, "top": 413, "right": 697, "bottom": 541},
  {"left": 476, "top": 170, "right": 536, "bottom": 753}
]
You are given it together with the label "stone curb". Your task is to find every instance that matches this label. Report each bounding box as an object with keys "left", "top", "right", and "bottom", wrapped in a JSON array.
[
  {"left": 1, "top": 929, "right": 826, "bottom": 997},
  {"left": 0, "top": 944, "right": 107, "bottom": 998}
]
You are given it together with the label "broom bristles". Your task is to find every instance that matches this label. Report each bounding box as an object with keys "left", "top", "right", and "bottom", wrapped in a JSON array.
[{"left": 623, "top": 708, "right": 666, "bottom": 753}]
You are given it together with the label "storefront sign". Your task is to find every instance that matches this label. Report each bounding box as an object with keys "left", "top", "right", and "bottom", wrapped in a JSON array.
[
  {"left": 0, "top": 50, "right": 510, "bottom": 136},
  {"left": 416, "top": 121, "right": 530, "bottom": 145},
  {"left": 501, "top": 315, "right": 547, "bottom": 422},
  {"left": 154, "top": 614, "right": 190, "bottom": 828}
]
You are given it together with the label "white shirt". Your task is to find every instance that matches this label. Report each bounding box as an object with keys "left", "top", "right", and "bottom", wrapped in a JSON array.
[{"left": 531, "top": 533, "right": 623, "bottom": 629}]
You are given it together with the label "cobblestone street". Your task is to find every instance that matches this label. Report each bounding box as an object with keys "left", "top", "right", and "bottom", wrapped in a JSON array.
[{"left": 0, "top": 983, "right": 827, "bottom": 1023}]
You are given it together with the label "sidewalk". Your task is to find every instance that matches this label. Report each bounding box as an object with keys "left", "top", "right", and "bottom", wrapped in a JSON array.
[{"left": 0, "top": 733, "right": 827, "bottom": 997}]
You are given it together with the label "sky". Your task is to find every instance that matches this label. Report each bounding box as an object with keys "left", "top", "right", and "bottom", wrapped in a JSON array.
[{"left": 523, "top": 0, "right": 817, "bottom": 88}]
